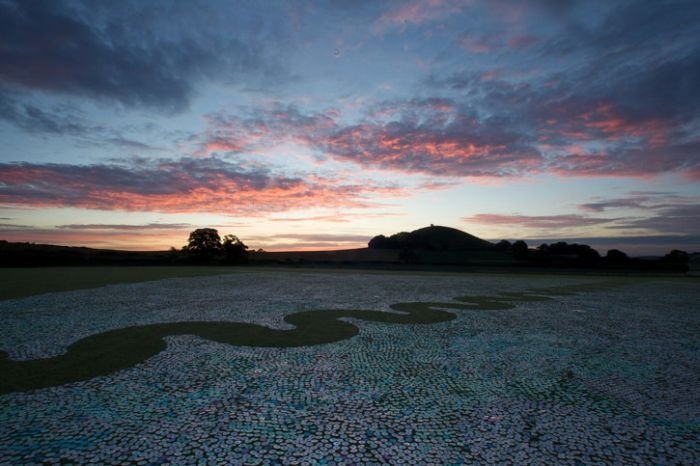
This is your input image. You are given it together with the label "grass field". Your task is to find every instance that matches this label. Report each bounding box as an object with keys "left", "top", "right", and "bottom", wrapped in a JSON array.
[
  {"left": 0, "top": 266, "right": 246, "bottom": 300},
  {"left": 4, "top": 264, "right": 690, "bottom": 302},
  {"left": 0, "top": 269, "right": 697, "bottom": 464}
]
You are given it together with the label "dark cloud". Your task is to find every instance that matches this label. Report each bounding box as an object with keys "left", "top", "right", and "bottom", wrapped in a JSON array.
[
  {"left": 548, "top": 141, "right": 700, "bottom": 179},
  {"left": 540, "top": 235, "right": 700, "bottom": 247},
  {"left": 606, "top": 53, "right": 700, "bottom": 125},
  {"left": 325, "top": 0, "right": 378, "bottom": 10},
  {"left": 607, "top": 205, "right": 700, "bottom": 237},
  {"left": 546, "top": 1, "right": 699, "bottom": 66},
  {"left": 464, "top": 213, "right": 615, "bottom": 229},
  {"left": 580, "top": 192, "right": 689, "bottom": 212},
  {"left": 0, "top": 92, "right": 91, "bottom": 135},
  {"left": 0, "top": 0, "right": 288, "bottom": 112},
  {"left": 465, "top": 192, "right": 700, "bottom": 244},
  {"left": 422, "top": 0, "right": 700, "bottom": 180},
  {"left": 0, "top": 90, "right": 161, "bottom": 149},
  {"left": 3, "top": 0, "right": 695, "bottom": 183},
  {"left": 580, "top": 198, "right": 649, "bottom": 213},
  {"left": 101, "top": 137, "right": 161, "bottom": 151},
  {"left": 207, "top": 0, "right": 699, "bottom": 181},
  {"left": 0, "top": 222, "right": 32, "bottom": 229},
  {"left": 589, "top": 192, "right": 700, "bottom": 237},
  {"left": 430, "top": 60, "right": 700, "bottom": 178}
]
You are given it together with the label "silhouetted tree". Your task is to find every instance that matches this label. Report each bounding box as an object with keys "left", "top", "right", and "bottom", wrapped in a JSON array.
[
  {"left": 606, "top": 249, "right": 629, "bottom": 263},
  {"left": 574, "top": 244, "right": 600, "bottom": 265},
  {"left": 662, "top": 249, "right": 689, "bottom": 263},
  {"left": 368, "top": 234, "right": 393, "bottom": 249},
  {"left": 494, "top": 240, "right": 512, "bottom": 251},
  {"left": 392, "top": 231, "right": 412, "bottom": 249},
  {"left": 183, "top": 228, "right": 222, "bottom": 258},
  {"left": 368, "top": 231, "right": 415, "bottom": 249},
  {"left": 222, "top": 234, "right": 248, "bottom": 264},
  {"left": 534, "top": 241, "right": 600, "bottom": 265},
  {"left": 512, "top": 240, "right": 529, "bottom": 260}
]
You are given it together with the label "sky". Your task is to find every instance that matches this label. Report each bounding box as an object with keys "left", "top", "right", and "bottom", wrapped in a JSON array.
[{"left": 0, "top": 0, "right": 698, "bottom": 255}]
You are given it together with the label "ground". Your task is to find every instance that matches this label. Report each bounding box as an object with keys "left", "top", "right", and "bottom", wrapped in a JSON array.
[
  {"left": 0, "top": 269, "right": 698, "bottom": 465},
  {"left": 0, "top": 266, "right": 244, "bottom": 301}
]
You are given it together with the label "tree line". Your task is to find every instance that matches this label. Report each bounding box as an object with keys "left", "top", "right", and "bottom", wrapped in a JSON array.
[{"left": 368, "top": 232, "right": 690, "bottom": 270}]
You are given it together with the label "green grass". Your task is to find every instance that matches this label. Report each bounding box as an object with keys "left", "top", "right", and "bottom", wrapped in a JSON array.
[{"left": 0, "top": 266, "right": 243, "bottom": 301}]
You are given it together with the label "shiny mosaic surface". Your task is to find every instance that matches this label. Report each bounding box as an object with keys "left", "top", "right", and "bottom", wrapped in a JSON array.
[{"left": 1, "top": 272, "right": 698, "bottom": 465}]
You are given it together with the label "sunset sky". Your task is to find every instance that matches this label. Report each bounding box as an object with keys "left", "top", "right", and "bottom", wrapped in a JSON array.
[{"left": 0, "top": 0, "right": 698, "bottom": 254}]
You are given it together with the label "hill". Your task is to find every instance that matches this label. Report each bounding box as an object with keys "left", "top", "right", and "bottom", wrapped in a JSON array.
[
  {"left": 0, "top": 241, "right": 173, "bottom": 266},
  {"left": 368, "top": 225, "right": 494, "bottom": 250}
]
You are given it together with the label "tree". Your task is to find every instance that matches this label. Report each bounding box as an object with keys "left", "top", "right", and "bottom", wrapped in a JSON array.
[
  {"left": 512, "top": 240, "right": 529, "bottom": 260},
  {"left": 368, "top": 234, "right": 393, "bottom": 249},
  {"left": 391, "top": 231, "right": 413, "bottom": 249},
  {"left": 606, "top": 249, "right": 629, "bottom": 263},
  {"left": 494, "top": 240, "right": 512, "bottom": 251},
  {"left": 574, "top": 244, "right": 600, "bottom": 265},
  {"left": 662, "top": 249, "right": 688, "bottom": 263},
  {"left": 533, "top": 241, "right": 600, "bottom": 265},
  {"left": 183, "top": 228, "right": 222, "bottom": 258},
  {"left": 222, "top": 234, "right": 248, "bottom": 264}
]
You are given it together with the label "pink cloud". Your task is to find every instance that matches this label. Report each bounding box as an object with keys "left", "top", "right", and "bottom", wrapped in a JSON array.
[
  {"left": 506, "top": 34, "right": 541, "bottom": 49},
  {"left": 578, "top": 103, "right": 669, "bottom": 145},
  {"left": 321, "top": 121, "right": 541, "bottom": 177},
  {"left": 376, "top": 0, "right": 471, "bottom": 31},
  {"left": 456, "top": 33, "right": 498, "bottom": 53},
  {"left": 200, "top": 106, "right": 335, "bottom": 156},
  {"left": 0, "top": 158, "right": 404, "bottom": 214},
  {"left": 201, "top": 102, "right": 541, "bottom": 178},
  {"left": 539, "top": 101, "right": 671, "bottom": 147},
  {"left": 197, "top": 97, "right": 698, "bottom": 181}
]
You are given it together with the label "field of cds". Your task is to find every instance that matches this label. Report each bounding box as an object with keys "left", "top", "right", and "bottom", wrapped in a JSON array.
[{"left": 0, "top": 270, "right": 698, "bottom": 465}]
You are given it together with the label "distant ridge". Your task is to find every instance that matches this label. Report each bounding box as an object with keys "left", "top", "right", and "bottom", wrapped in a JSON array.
[{"left": 368, "top": 225, "right": 494, "bottom": 250}]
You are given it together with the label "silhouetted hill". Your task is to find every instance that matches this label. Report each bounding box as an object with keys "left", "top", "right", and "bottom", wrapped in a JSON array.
[
  {"left": 0, "top": 241, "right": 174, "bottom": 266},
  {"left": 368, "top": 225, "right": 494, "bottom": 250}
]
